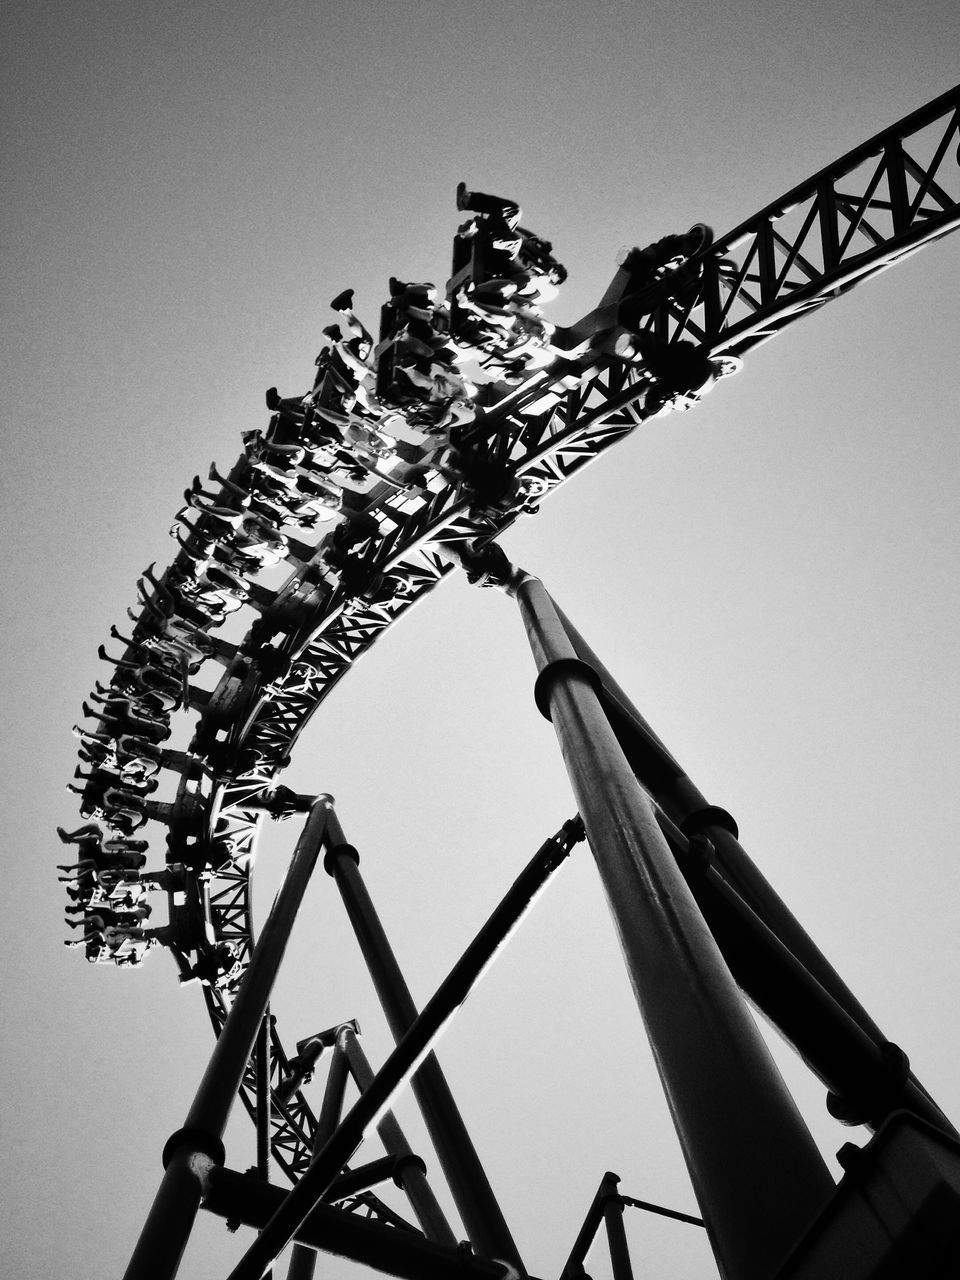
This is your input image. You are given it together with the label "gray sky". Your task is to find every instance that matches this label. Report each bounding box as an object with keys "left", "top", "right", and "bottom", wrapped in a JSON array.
[{"left": 2, "top": 3, "right": 959, "bottom": 1277}]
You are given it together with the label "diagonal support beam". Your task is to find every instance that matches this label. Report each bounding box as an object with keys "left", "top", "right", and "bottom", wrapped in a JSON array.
[
  {"left": 513, "top": 574, "right": 833, "bottom": 1280},
  {"left": 340, "top": 1026, "right": 459, "bottom": 1247},
  {"left": 121, "top": 796, "right": 332, "bottom": 1280},
  {"left": 553, "top": 603, "right": 956, "bottom": 1136},
  {"left": 204, "top": 1166, "right": 531, "bottom": 1280},
  {"left": 225, "top": 816, "right": 582, "bottom": 1280},
  {"left": 323, "top": 806, "right": 524, "bottom": 1266},
  {"left": 285, "top": 1031, "right": 352, "bottom": 1280}
]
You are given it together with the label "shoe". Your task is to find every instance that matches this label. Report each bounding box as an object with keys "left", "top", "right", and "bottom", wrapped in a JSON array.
[
  {"left": 265, "top": 386, "right": 280, "bottom": 410},
  {"left": 330, "top": 289, "right": 354, "bottom": 312},
  {"left": 322, "top": 324, "right": 342, "bottom": 342},
  {"left": 456, "top": 182, "right": 471, "bottom": 211}
]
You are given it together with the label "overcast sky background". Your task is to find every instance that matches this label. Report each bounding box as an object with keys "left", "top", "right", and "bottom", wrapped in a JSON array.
[{"left": 2, "top": 3, "right": 959, "bottom": 1277}]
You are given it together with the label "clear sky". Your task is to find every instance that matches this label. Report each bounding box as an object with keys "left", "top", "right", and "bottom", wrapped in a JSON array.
[{"left": 2, "top": 3, "right": 958, "bottom": 1277}]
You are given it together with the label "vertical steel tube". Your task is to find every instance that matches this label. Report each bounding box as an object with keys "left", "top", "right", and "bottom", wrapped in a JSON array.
[
  {"left": 341, "top": 1028, "right": 458, "bottom": 1247},
  {"left": 123, "top": 797, "right": 331, "bottom": 1280},
  {"left": 553, "top": 603, "right": 892, "bottom": 1044},
  {"left": 225, "top": 819, "right": 574, "bottom": 1280},
  {"left": 184, "top": 798, "right": 331, "bottom": 1139},
  {"left": 556, "top": 604, "right": 956, "bottom": 1133},
  {"left": 559, "top": 1177, "right": 605, "bottom": 1280},
  {"left": 256, "top": 1014, "right": 272, "bottom": 1181},
  {"left": 285, "top": 1036, "right": 351, "bottom": 1280},
  {"left": 599, "top": 1174, "right": 634, "bottom": 1280},
  {"left": 313, "top": 1034, "right": 351, "bottom": 1151},
  {"left": 324, "top": 810, "right": 523, "bottom": 1267},
  {"left": 256, "top": 1014, "right": 274, "bottom": 1280},
  {"left": 515, "top": 577, "right": 833, "bottom": 1280},
  {"left": 120, "top": 1148, "right": 213, "bottom": 1280}
]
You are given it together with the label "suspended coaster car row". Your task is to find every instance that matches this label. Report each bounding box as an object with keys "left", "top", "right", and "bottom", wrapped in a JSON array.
[{"left": 61, "top": 86, "right": 960, "bottom": 1201}]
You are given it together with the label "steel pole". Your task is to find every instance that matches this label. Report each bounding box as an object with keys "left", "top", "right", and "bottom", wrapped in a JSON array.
[
  {"left": 324, "top": 810, "right": 523, "bottom": 1266},
  {"left": 122, "top": 797, "right": 331, "bottom": 1280},
  {"left": 559, "top": 1177, "right": 606, "bottom": 1280},
  {"left": 225, "top": 819, "right": 577, "bottom": 1280},
  {"left": 599, "top": 1173, "right": 634, "bottom": 1280},
  {"left": 285, "top": 1035, "right": 351, "bottom": 1280},
  {"left": 554, "top": 604, "right": 886, "bottom": 1037},
  {"left": 654, "top": 811, "right": 955, "bottom": 1134},
  {"left": 515, "top": 577, "right": 833, "bottom": 1280},
  {"left": 554, "top": 604, "right": 955, "bottom": 1132},
  {"left": 313, "top": 1031, "right": 351, "bottom": 1146},
  {"left": 256, "top": 1013, "right": 273, "bottom": 1280},
  {"left": 256, "top": 1014, "right": 272, "bottom": 1180},
  {"left": 341, "top": 1027, "right": 459, "bottom": 1246}
]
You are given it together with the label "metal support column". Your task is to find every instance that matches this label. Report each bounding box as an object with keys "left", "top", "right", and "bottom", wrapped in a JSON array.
[
  {"left": 226, "top": 817, "right": 579, "bottom": 1280},
  {"left": 256, "top": 1012, "right": 274, "bottom": 1280},
  {"left": 554, "top": 603, "right": 955, "bottom": 1134},
  {"left": 122, "top": 796, "right": 332, "bottom": 1280},
  {"left": 285, "top": 1033, "right": 351, "bottom": 1280},
  {"left": 323, "top": 809, "right": 523, "bottom": 1266},
  {"left": 599, "top": 1173, "right": 634, "bottom": 1280},
  {"left": 554, "top": 601, "right": 888, "bottom": 1038},
  {"left": 341, "top": 1027, "right": 459, "bottom": 1246},
  {"left": 654, "top": 811, "right": 954, "bottom": 1134},
  {"left": 256, "top": 1013, "right": 272, "bottom": 1180},
  {"left": 514, "top": 576, "right": 833, "bottom": 1280},
  {"left": 560, "top": 1177, "right": 606, "bottom": 1280}
]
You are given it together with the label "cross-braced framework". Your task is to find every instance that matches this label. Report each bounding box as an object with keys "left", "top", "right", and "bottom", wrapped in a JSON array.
[{"left": 59, "top": 86, "right": 960, "bottom": 1280}]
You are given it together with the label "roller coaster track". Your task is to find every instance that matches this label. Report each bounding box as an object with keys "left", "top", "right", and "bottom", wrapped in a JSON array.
[{"left": 67, "top": 85, "right": 960, "bottom": 1222}]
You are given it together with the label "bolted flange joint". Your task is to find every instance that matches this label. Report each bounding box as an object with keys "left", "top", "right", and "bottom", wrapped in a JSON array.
[
  {"left": 533, "top": 656, "right": 604, "bottom": 722},
  {"left": 390, "top": 1152, "right": 428, "bottom": 1188},
  {"left": 826, "top": 1041, "right": 911, "bottom": 1128},
  {"left": 323, "top": 841, "right": 360, "bottom": 876},
  {"left": 680, "top": 804, "right": 739, "bottom": 841},
  {"left": 161, "top": 1125, "right": 226, "bottom": 1171}
]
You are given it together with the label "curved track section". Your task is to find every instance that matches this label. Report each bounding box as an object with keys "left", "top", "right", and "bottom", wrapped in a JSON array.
[{"left": 61, "top": 86, "right": 960, "bottom": 1200}]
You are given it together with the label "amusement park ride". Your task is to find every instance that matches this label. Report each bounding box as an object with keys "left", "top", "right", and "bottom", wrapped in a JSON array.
[{"left": 61, "top": 86, "right": 960, "bottom": 1279}]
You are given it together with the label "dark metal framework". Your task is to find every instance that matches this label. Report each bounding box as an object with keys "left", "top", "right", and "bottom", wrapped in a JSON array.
[
  {"left": 63, "top": 86, "right": 960, "bottom": 1277},
  {"left": 201, "top": 85, "right": 960, "bottom": 1183}
]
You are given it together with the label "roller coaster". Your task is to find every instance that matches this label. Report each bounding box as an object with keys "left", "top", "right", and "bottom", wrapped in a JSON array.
[{"left": 61, "top": 86, "right": 960, "bottom": 1280}]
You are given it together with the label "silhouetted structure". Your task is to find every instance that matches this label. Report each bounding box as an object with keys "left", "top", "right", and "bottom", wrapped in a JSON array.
[{"left": 60, "top": 86, "right": 960, "bottom": 1279}]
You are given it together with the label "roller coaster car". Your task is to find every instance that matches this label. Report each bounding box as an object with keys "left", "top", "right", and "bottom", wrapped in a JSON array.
[
  {"left": 375, "top": 297, "right": 418, "bottom": 405},
  {"left": 556, "top": 225, "right": 715, "bottom": 356},
  {"left": 449, "top": 217, "right": 565, "bottom": 293},
  {"left": 615, "top": 224, "right": 713, "bottom": 330},
  {"left": 196, "top": 660, "right": 255, "bottom": 731},
  {"left": 446, "top": 217, "right": 566, "bottom": 349},
  {"left": 263, "top": 389, "right": 311, "bottom": 446},
  {"left": 319, "top": 512, "right": 382, "bottom": 593},
  {"left": 372, "top": 310, "right": 456, "bottom": 432}
]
